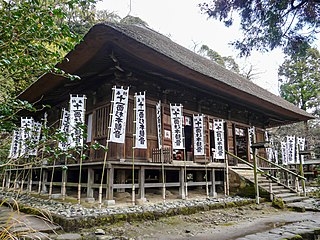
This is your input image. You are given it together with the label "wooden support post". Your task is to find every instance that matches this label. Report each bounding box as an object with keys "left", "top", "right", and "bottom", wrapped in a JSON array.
[
  {"left": 2, "top": 170, "right": 6, "bottom": 190},
  {"left": 210, "top": 168, "right": 217, "bottom": 197},
  {"left": 28, "top": 167, "right": 33, "bottom": 192},
  {"left": 86, "top": 168, "right": 94, "bottom": 198},
  {"left": 138, "top": 166, "right": 146, "bottom": 200},
  {"left": 61, "top": 168, "right": 67, "bottom": 200},
  {"left": 7, "top": 169, "right": 12, "bottom": 189},
  {"left": 41, "top": 169, "right": 48, "bottom": 193},
  {"left": 298, "top": 149, "right": 306, "bottom": 196},
  {"left": 225, "top": 155, "right": 230, "bottom": 196},
  {"left": 269, "top": 179, "right": 273, "bottom": 201},
  {"left": 49, "top": 160, "right": 56, "bottom": 199},
  {"left": 179, "top": 167, "right": 186, "bottom": 199},
  {"left": 253, "top": 149, "right": 259, "bottom": 204},
  {"left": 106, "top": 166, "right": 114, "bottom": 201}
]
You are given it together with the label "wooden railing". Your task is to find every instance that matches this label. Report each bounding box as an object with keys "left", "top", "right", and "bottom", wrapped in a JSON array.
[
  {"left": 151, "top": 148, "right": 172, "bottom": 163},
  {"left": 226, "top": 151, "right": 306, "bottom": 196},
  {"left": 226, "top": 151, "right": 278, "bottom": 182},
  {"left": 256, "top": 155, "right": 306, "bottom": 195}
]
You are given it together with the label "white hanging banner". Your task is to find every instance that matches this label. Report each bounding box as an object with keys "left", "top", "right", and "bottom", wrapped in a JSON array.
[
  {"left": 193, "top": 114, "right": 205, "bottom": 156},
  {"left": 8, "top": 130, "right": 21, "bottom": 159},
  {"left": 281, "top": 141, "right": 287, "bottom": 165},
  {"left": 156, "top": 101, "right": 163, "bottom": 149},
  {"left": 29, "top": 122, "right": 42, "bottom": 156},
  {"left": 274, "top": 149, "right": 278, "bottom": 165},
  {"left": 214, "top": 119, "right": 225, "bottom": 160},
  {"left": 134, "top": 92, "right": 147, "bottom": 149},
  {"left": 287, "top": 135, "right": 295, "bottom": 164},
  {"left": 69, "top": 95, "right": 86, "bottom": 148},
  {"left": 248, "top": 127, "right": 255, "bottom": 158},
  {"left": 170, "top": 104, "right": 184, "bottom": 150},
  {"left": 58, "top": 108, "right": 70, "bottom": 151},
  {"left": 109, "top": 86, "right": 129, "bottom": 143},
  {"left": 297, "top": 137, "right": 305, "bottom": 164},
  {"left": 20, "top": 117, "right": 34, "bottom": 157},
  {"left": 267, "top": 138, "right": 274, "bottom": 162}
]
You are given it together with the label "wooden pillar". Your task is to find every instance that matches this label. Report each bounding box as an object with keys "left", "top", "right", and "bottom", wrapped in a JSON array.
[
  {"left": 210, "top": 168, "right": 217, "bottom": 197},
  {"left": 41, "top": 169, "right": 48, "bottom": 193},
  {"left": 138, "top": 166, "right": 146, "bottom": 200},
  {"left": 61, "top": 168, "right": 68, "bottom": 199},
  {"left": 86, "top": 168, "right": 94, "bottom": 198},
  {"left": 106, "top": 166, "right": 114, "bottom": 200},
  {"left": 179, "top": 167, "right": 186, "bottom": 199}
]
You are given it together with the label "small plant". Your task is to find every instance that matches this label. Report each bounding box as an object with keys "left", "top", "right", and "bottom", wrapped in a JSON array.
[{"left": 272, "top": 198, "right": 285, "bottom": 209}]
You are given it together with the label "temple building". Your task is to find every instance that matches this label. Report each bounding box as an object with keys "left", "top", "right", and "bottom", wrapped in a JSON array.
[{"left": 14, "top": 23, "right": 313, "bottom": 204}]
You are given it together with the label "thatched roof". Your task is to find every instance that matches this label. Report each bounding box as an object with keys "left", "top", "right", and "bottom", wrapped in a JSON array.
[{"left": 19, "top": 22, "right": 314, "bottom": 125}]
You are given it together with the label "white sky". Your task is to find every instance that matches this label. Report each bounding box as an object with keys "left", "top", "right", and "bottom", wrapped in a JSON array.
[{"left": 96, "top": 0, "right": 286, "bottom": 95}]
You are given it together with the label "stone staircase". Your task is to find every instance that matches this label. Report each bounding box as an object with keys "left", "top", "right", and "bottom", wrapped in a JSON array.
[{"left": 232, "top": 167, "right": 309, "bottom": 204}]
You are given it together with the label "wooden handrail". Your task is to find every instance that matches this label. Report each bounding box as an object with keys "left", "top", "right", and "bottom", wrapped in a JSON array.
[
  {"left": 256, "top": 155, "right": 306, "bottom": 180},
  {"left": 226, "top": 151, "right": 278, "bottom": 182}
]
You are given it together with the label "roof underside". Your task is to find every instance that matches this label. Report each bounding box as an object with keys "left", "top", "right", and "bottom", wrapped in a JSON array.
[{"left": 18, "top": 23, "right": 314, "bottom": 127}]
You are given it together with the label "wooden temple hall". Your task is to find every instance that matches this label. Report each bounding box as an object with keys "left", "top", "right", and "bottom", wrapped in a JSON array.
[{"left": 9, "top": 23, "right": 313, "bottom": 205}]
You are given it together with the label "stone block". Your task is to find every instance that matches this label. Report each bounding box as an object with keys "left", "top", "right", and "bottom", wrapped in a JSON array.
[
  {"left": 103, "top": 200, "right": 115, "bottom": 206},
  {"left": 84, "top": 197, "right": 95, "bottom": 203}
]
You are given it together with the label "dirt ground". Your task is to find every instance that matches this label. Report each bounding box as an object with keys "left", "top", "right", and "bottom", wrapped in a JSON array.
[{"left": 88, "top": 202, "right": 288, "bottom": 240}]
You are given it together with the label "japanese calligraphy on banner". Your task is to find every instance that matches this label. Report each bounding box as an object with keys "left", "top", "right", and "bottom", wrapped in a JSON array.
[
  {"left": 193, "top": 114, "right": 204, "bottom": 156},
  {"left": 281, "top": 141, "right": 287, "bottom": 165},
  {"left": 20, "top": 117, "right": 34, "bottom": 157},
  {"left": 110, "top": 86, "right": 129, "bottom": 143},
  {"left": 58, "top": 109, "right": 70, "bottom": 151},
  {"left": 266, "top": 137, "right": 274, "bottom": 162},
  {"left": 156, "top": 101, "right": 163, "bottom": 149},
  {"left": 29, "top": 122, "right": 42, "bottom": 156},
  {"left": 8, "top": 130, "right": 21, "bottom": 159},
  {"left": 69, "top": 95, "right": 86, "bottom": 148},
  {"left": 297, "top": 137, "right": 305, "bottom": 164},
  {"left": 134, "top": 92, "right": 147, "bottom": 149},
  {"left": 248, "top": 127, "right": 255, "bottom": 158},
  {"left": 287, "top": 136, "right": 295, "bottom": 164},
  {"left": 214, "top": 119, "right": 225, "bottom": 160},
  {"left": 170, "top": 104, "right": 184, "bottom": 149}
]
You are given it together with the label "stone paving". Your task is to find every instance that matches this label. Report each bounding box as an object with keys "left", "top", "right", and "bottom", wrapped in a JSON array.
[{"left": 1, "top": 190, "right": 320, "bottom": 239}]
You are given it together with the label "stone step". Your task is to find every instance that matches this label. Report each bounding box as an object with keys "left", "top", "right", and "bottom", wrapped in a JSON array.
[
  {"left": 272, "top": 189, "right": 292, "bottom": 194},
  {"left": 282, "top": 196, "right": 309, "bottom": 203},
  {"left": 275, "top": 193, "right": 297, "bottom": 198}
]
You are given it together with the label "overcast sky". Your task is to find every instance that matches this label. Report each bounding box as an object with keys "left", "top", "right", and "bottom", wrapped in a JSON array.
[{"left": 97, "top": 0, "right": 287, "bottom": 95}]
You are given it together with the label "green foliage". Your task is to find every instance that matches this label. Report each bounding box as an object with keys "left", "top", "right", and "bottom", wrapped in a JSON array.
[
  {"left": 199, "top": 0, "right": 320, "bottom": 56},
  {"left": 0, "top": 0, "right": 97, "bottom": 99},
  {"left": 120, "top": 15, "right": 149, "bottom": 26},
  {"left": 198, "top": 45, "right": 240, "bottom": 73},
  {"left": 279, "top": 47, "right": 320, "bottom": 113}
]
